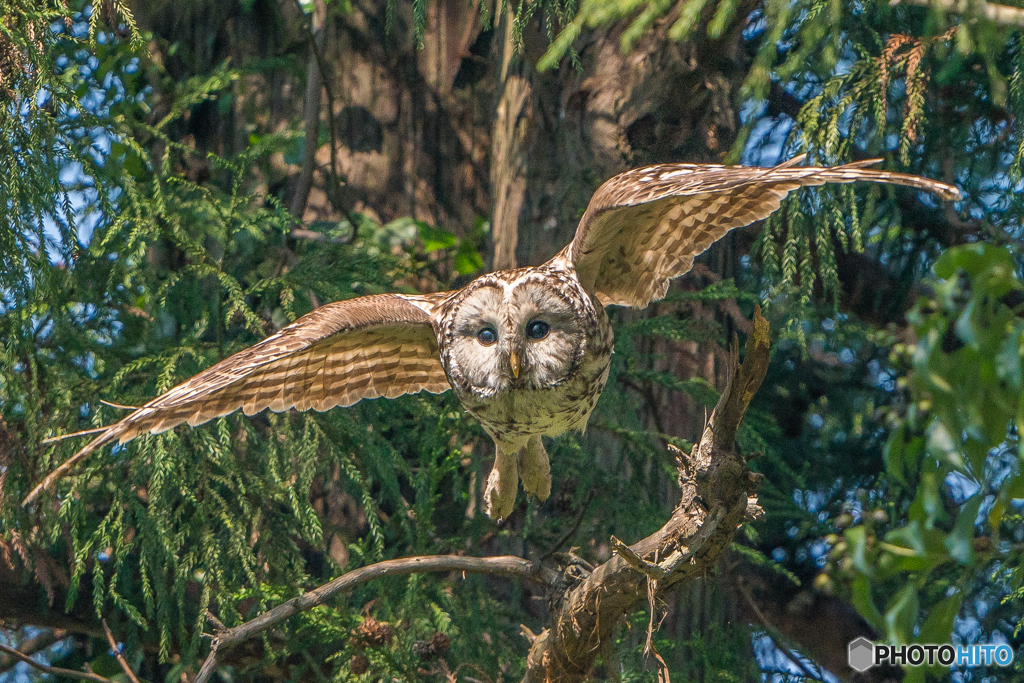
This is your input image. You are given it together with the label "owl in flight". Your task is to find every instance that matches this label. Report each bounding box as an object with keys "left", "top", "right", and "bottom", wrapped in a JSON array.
[{"left": 25, "top": 156, "right": 960, "bottom": 519}]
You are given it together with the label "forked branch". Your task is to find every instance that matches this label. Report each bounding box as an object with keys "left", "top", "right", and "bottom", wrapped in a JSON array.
[{"left": 522, "top": 306, "right": 771, "bottom": 683}]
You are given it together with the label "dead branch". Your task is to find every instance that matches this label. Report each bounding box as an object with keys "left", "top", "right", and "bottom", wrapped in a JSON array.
[
  {"left": 0, "top": 642, "right": 112, "bottom": 683},
  {"left": 193, "top": 555, "right": 557, "bottom": 683},
  {"left": 522, "top": 307, "right": 771, "bottom": 683}
]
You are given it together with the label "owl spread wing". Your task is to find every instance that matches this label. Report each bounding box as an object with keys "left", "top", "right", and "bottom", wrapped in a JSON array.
[
  {"left": 24, "top": 293, "right": 451, "bottom": 504},
  {"left": 557, "top": 155, "right": 962, "bottom": 308}
]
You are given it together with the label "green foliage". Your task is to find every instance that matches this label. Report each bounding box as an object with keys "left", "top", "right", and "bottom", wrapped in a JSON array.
[
  {"left": 819, "top": 243, "right": 1024, "bottom": 679},
  {"left": 0, "top": 8, "right": 504, "bottom": 679},
  {"left": 0, "top": 7, "right": 713, "bottom": 681},
  {"left": 3, "top": 0, "right": 1023, "bottom": 681},
  {"left": 540, "top": 0, "right": 1024, "bottom": 335},
  {"left": 0, "top": 0, "right": 140, "bottom": 296}
]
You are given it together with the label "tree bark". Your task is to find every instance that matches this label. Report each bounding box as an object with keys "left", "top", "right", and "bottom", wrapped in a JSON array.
[{"left": 489, "top": 8, "right": 531, "bottom": 271}]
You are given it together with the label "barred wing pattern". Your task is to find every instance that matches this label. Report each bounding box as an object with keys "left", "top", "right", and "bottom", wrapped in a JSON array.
[
  {"left": 24, "top": 293, "right": 451, "bottom": 504},
  {"left": 560, "top": 156, "right": 962, "bottom": 308}
]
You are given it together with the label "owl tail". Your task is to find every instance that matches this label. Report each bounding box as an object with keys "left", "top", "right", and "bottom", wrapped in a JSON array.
[{"left": 484, "top": 435, "right": 551, "bottom": 521}]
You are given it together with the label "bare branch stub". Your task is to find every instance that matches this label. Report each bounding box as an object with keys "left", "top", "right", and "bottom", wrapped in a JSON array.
[{"left": 523, "top": 306, "right": 771, "bottom": 683}]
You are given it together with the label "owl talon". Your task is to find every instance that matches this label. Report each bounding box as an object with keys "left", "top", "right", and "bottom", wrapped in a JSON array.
[
  {"left": 27, "top": 158, "right": 959, "bottom": 511},
  {"left": 518, "top": 435, "right": 551, "bottom": 502},
  {"left": 484, "top": 446, "right": 519, "bottom": 520}
]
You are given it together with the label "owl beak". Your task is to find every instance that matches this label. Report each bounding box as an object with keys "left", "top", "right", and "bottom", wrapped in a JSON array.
[{"left": 509, "top": 350, "right": 521, "bottom": 379}]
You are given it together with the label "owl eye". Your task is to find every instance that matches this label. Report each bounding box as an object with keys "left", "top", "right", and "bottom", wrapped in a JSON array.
[
  {"left": 525, "top": 320, "right": 550, "bottom": 340},
  {"left": 477, "top": 326, "right": 497, "bottom": 345}
]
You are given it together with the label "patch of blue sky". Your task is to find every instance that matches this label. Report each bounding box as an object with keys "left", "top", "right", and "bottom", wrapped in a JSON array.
[
  {"left": 0, "top": 628, "right": 76, "bottom": 683},
  {"left": 793, "top": 488, "right": 828, "bottom": 513}
]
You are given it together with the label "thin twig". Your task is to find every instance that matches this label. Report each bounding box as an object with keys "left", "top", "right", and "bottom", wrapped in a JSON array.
[
  {"left": 0, "top": 629, "right": 66, "bottom": 674},
  {"left": 288, "top": 0, "right": 326, "bottom": 219},
  {"left": 101, "top": 619, "right": 141, "bottom": 683},
  {"left": 611, "top": 536, "right": 666, "bottom": 580},
  {"left": 300, "top": 649, "right": 331, "bottom": 683},
  {"left": 309, "top": 31, "right": 360, "bottom": 244},
  {"left": 735, "top": 580, "right": 823, "bottom": 681},
  {"left": 0, "top": 642, "right": 113, "bottom": 683},
  {"left": 538, "top": 490, "right": 595, "bottom": 562},
  {"left": 205, "top": 610, "right": 227, "bottom": 634},
  {"left": 289, "top": 228, "right": 355, "bottom": 244},
  {"left": 42, "top": 427, "right": 108, "bottom": 444},
  {"left": 193, "top": 554, "right": 555, "bottom": 683}
]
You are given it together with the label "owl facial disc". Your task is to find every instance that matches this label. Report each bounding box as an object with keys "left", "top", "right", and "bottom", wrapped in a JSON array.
[{"left": 444, "top": 273, "right": 588, "bottom": 397}]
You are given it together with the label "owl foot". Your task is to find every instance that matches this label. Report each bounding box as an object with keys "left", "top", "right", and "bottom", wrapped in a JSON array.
[
  {"left": 518, "top": 435, "right": 551, "bottom": 502},
  {"left": 484, "top": 446, "right": 519, "bottom": 521}
]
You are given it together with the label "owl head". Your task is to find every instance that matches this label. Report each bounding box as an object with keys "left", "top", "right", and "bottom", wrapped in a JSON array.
[{"left": 442, "top": 273, "right": 591, "bottom": 396}]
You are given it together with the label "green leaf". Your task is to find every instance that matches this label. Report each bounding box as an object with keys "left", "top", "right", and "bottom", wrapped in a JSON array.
[
  {"left": 933, "top": 243, "right": 1017, "bottom": 280},
  {"left": 944, "top": 494, "right": 982, "bottom": 564},
  {"left": 995, "top": 324, "right": 1023, "bottom": 391},
  {"left": 90, "top": 654, "right": 124, "bottom": 678},
  {"left": 903, "top": 668, "right": 925, "bottom": 683},
  {"left": 907, "top": 466, "right": 946, "bottom": 527},
  {"left": 919, "top": 593, "right": 962, "bottom": 645},
  {"left": 882, "top": 521, "right": 950, "bottom": 573},
  {"left": 884, "top": 584, "right": 920, "bottom": 644},
  {"left": 1005, "top": 471, "right": 1024, "bottom": 499},
  {"left": 883, "top": 426, "right": 906, "bottom": 482},
  {"left": 453, "top": 239, "right": 484, "bottom": 276},
  {"left": 953, "top": 299, "right": 979, "bottom": 348},
  {"left": 418, "top": 223, "right": 456, "bottom": 252},
  {"left": 927, "top": 423, "right": 964, "bottom": 472},
  {"left": 123, "top": 149, "right": 145, "bottom": 179},
  {"left": 851, "top": 574, "right": 883, "bottom": 630},
  {"left": 845, "top": 525, "right": 871, "bottom": 574}
]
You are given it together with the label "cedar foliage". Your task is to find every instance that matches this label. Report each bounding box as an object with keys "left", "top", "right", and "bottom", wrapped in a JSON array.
[{"left": 0, "top": 0, "right": 1022, "bottom": 681}]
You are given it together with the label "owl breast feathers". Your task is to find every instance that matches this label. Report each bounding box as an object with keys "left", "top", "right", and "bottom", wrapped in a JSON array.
[{"left": 25, "top": 156, "right": 961, "bottom": 518}]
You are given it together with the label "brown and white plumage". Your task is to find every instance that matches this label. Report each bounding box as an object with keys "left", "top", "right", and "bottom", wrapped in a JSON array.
[
  {"left": 26, "top": 294, "right": 450, "bottom": 503},
  {"left": 555, "top": 155, "right": 960, "bottom": 308},
  {"left": 25, "top": 156, "right": 960, "bottom": 516}
]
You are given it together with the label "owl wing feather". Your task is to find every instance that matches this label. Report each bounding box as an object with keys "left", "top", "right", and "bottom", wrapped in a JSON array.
[
  {"left": 24, "top": 293, "right": 451, "bottom": 505},
  {"left": 557, "top": 155, "right": 961, "bottom": 308}
]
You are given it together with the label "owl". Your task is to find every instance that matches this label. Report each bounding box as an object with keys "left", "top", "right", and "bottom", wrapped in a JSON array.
[{"left": 24, "top": 156, "right": 960, "bottom": 519}]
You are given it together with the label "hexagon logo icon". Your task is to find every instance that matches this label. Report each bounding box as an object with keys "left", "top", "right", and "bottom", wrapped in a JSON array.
[{"left": 848, "top": 637, "right": 874, "bottom": 672}]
